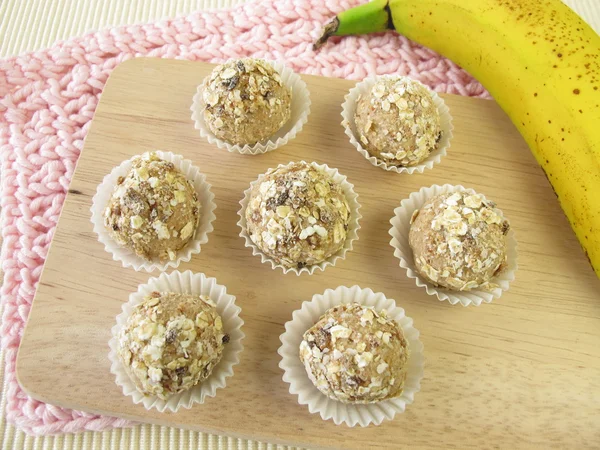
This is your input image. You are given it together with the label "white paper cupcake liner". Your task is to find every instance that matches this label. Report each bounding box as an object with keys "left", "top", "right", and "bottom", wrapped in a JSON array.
[
  {"left": 91, "top": 151, "right": 217, "bottom": 272},
  {"left": 190, "top": 60, "right": 311, "bottom": 155},
  {"left": 237, "top": 161, "right": 361, "bottom": 275},
  {"left": 108, "top": 270, "right": 244, "bottom": 412},
  {"left": 341, "top": 75, "right": 453, "bottom": 174},
  {"left": 278, "top": 285, "right": 424, "bottom": 427},
  {"left": 389, "top": 184, "right": 518, "bottom": 306}
]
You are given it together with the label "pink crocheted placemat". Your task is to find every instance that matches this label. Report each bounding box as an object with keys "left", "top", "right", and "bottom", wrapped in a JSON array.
[{"left": 0, "top": 0, "right": 487, "bottom": 436}]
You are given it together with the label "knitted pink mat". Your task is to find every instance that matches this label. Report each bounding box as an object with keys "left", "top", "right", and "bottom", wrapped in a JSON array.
[{"left": 0, "top": 0, "right": 488, "bottom": 436}]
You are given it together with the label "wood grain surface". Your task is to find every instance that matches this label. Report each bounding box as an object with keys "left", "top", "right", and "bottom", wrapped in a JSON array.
[{"left": 16, "top": 58, "right": 600, "bottom": 449}]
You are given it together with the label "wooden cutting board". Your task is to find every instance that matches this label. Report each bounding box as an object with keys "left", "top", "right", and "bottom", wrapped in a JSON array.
[{"left": 16, "top": 58, "right": 600, "bottom": 449}]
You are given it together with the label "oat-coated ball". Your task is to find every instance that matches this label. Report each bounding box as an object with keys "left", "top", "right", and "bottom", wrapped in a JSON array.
[
  {"left": 202, "top": 58, "right": 292, "bottom": 145},
  {"left": 354, "top": 77, "right": 442, "bottom": 167},
  {"left": 117, "top": 292, "right": 228, "bottom": 399},
  {"left": 409, "top": 191, "right": 510, "bottom": 291},
  {"left": 244, "top": 162, "right": 350, "bottom": 269},
  {"left": 103, "top": 152, "right": 200, "bottom": 262},
  {"left": 299, "top": 303, "right": 409, "bottom": 404}
]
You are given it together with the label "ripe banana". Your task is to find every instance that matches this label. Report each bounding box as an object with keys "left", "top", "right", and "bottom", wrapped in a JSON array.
[{"left": 316, "top": 0, "right": 600, "bottom": 278}]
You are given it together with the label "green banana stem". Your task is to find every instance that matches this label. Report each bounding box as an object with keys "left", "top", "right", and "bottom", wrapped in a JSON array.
[{"left": 314, "top": 0, "right": 392, "bottom": 50}]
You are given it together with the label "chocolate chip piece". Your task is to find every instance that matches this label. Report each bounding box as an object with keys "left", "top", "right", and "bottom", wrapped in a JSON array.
[
  {"left": 314, "top": 329, "right": 331, "bottom": 349},
  {"left": 346, "top": 375, "right": 363, "bottom": 387},
  {"left": 265, "top": 197, "right": 277, "bottom": 210},
  {"left": 123, "top": 189, "right": 146, "bottom": 212},
  {"left": 165, "top": 329, "right": 177, "bottom": 344},
  {"left": 223, "top": 75, "right": 239, "bottom": 90},
  {"left": 222, "top": 334, "right": 230, "bottom": 344},
  {"left": 210, "top": 104, "right": 225, "bottom": 115},
  {"left": 276, "top": 191, "right": 289, "bottom": 206}
]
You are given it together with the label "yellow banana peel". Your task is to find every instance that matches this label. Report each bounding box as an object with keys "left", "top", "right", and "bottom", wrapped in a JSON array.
[{"left": 316, "top": 0, "right": 600, "bottom": 278}]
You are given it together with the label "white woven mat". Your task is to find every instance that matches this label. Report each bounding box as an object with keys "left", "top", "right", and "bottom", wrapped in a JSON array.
[{"left": 0, "top": 0, "right": 598, "bottom": 448}]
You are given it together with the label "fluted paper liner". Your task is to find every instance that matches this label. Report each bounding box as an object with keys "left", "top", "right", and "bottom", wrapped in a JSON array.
[
  {"left": 108, "top": 270, "right": 244, "bottom": 412},
  {"left": 91, "top": 151, "right": 217, "bottom": 272},
  {"left": 341, "top": 75, "right": 453, "bottom": 174},
  {"left": 389, "top": 184, "right": 518, "bottom": 306},
  {"left": 278, "top": 285, "right": 424, "bottom": 427},
  {"left": 191, "top": 60, "right": 311, "bottom": 155},
  {"left": 237, "top": 161, "right": 361, "bottom": 275}
]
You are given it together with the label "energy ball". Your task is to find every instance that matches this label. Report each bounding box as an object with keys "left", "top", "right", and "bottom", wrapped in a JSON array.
[
  {"left": 354, "top": 77, "right": 442, "bottom": 167},
  {"left": 409, "top": 191, "right": 510, "bottom": 291},
  {"left": 299, "top": 303, "right": 409, "bottom": 404},
  {"left": 104, "top": 152, "right": 200, "bottom": 262},
  {"left": 202, "top": 58, "right": 292, "bottom": 145},
  {"left": 245, "top": 162, "right": 350, "bottom": 269},
  {"left": 117, "top": 292, "right": 228, "bottom": 399}
]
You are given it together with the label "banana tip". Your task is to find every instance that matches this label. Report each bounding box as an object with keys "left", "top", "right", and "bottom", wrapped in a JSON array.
[{"left": 313, "top": 17, "right": 340, "bottom": 51}]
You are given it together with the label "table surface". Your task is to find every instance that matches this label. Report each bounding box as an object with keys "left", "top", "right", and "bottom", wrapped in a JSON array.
[{"left": 15, "top": 57, "right": 600, "bottom": 449}]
